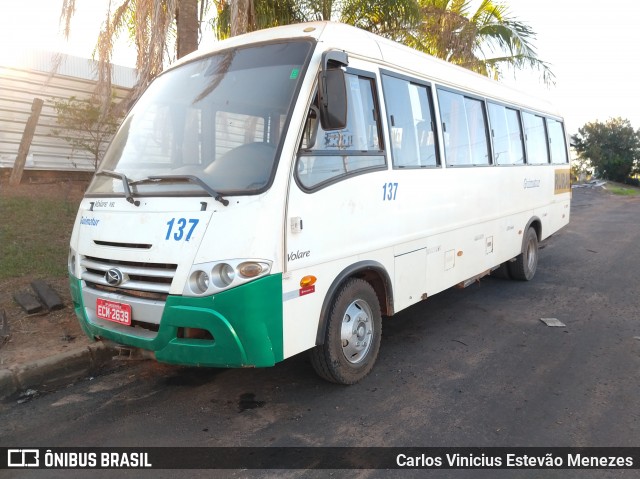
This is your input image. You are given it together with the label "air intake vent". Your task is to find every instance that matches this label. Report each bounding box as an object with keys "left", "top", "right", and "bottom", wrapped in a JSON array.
[{"left": 93, "top": 240, "right": 152, "bottom": 249}]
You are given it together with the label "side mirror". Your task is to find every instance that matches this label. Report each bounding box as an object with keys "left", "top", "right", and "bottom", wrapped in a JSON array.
[{"left": 318, "top": 51, "right": 348, "bottom": 131}]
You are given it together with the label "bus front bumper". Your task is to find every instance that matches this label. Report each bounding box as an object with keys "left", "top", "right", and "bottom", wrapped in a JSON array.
[{"left": 69, "top": 274, "right": 284, "bottom": 368}]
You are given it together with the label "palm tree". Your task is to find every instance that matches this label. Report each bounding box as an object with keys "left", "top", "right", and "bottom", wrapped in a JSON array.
[
  {"left": 214, "top": 0, "right": 552, "bottom": 84},
  {"left": 60, "top": 0, "right": 552, "bottom": 114},
  {"left": 60, "top": 0, "right": 207, "bottom": 109},
  {"left": 408, "top": 0, "right": 554, "bottom": 84},
  {"left": 211, "top": 0, "right": 312, "bottom": 39},
  {"left": 340, "top": 0, "right": 422, "bottom": 40}
]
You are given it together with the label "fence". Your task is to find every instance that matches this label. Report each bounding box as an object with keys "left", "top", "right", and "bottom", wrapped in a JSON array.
[{"left": 0, "top": 50, "right": 135, "bottom": 174}]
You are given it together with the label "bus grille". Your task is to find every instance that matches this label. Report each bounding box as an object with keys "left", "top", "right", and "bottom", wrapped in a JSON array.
[{"left": 80, "top": 255, "right": 177, "bottom": 300}]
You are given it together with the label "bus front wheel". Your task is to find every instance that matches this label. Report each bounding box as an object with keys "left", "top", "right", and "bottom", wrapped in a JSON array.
[
  {"left": 508, "top": 227, "right": 539, "bottom": 281},
  {"left": 310, "top": 278, "right": 382, "bottom": 385}
]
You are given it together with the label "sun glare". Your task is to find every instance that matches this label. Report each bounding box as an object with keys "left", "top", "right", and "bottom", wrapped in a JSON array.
[{"left": 0, "top": 0, "right": 135, "bottom": 68}]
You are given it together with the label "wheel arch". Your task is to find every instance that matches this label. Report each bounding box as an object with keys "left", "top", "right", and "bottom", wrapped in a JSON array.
[
  {"left": 315, "top": 261, "right": 393, "bottom": 346},
  {"left": 525, "top": 216, "right": 542, "bottom": 242}
]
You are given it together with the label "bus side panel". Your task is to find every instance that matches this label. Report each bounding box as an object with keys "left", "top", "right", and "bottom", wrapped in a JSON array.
[
  {"left": 382, "top": 165, "right": 559, "bottom": 297},
  {"left": 281, "top": 250, "right": 393, "bottom": 359},
  {"left": 285, "top": 161, "right": 569, "bottom": 329}
]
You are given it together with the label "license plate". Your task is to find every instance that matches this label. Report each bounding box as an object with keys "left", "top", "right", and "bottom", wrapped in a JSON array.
[{"left": 96, "top": 298, "right": 132, "bottom": 326}]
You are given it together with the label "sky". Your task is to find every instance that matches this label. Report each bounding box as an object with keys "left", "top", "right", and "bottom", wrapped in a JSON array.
[
  {"left": 498, "top": 0, "right": 640, "bottom": 135},
  {"left": 1, "top": 0, "right": 639, "bottom": 135}
]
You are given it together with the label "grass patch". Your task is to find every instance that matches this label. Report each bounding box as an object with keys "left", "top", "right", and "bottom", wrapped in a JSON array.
[
  {"left": 0, "top": 195, "right": 78, "bottom": 279},
  {"left": 606, "top": 184, "right": 640, "bottom": 196}
]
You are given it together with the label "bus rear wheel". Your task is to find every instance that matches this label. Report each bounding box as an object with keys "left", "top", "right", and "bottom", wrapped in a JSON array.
[
  {"left": 309, "top": 278, "right": 382, "bottom": 385},
  {"left": 508, "top": 227, "right": 539, "bottom": 281}
]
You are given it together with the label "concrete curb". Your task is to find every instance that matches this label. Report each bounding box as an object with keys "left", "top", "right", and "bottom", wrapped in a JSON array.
[{"left": 0, "top": 341, "right": 117, "bottom": 400}]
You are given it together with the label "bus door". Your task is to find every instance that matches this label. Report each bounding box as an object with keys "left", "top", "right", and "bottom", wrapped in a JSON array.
[{"left": 282, "top": 69, "right": 387, "bottom": 358}]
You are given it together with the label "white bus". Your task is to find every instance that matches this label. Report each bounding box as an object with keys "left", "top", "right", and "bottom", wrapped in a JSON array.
[{"left": 68, "top": 22, "right": 571, "bottom": 384}]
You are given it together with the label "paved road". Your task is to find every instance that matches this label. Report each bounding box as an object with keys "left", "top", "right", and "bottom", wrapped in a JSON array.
[{"left": 2, "top": 187, "right": 639, "bottom": 479}]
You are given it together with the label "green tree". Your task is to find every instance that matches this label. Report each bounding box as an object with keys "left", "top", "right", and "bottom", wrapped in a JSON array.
[
  {"left": 52, "top": 94, "right": 123, "bottom": 170},
  {"left": 213, "top": 0, "right": 552, "bottom": 84},
  {"left": 212, "top": 0, "right": 306, "bottom": 39},
  {"left": 340, "top": 0, "right": 421, "bottom": 39},
  {"left": 61, "top": 0, "right": 552, "bottom": 113},
  {"left": 571, "top": 118, "right": 640, "bottom": 183},
  {"left": 343, "top": 0, "right": 552, "bottom": 84},
  {"left": 570, "top": 154, "right": 593, "bottom": 183}
]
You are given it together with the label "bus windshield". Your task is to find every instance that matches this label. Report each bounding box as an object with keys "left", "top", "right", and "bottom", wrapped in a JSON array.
[{"left": 88, "top": 40, "right": 313, "bottom": 197}]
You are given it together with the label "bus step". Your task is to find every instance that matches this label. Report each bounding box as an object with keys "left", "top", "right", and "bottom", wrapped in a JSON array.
[{"left": 456, "top": 269, "right": 491, "bottom": 289}]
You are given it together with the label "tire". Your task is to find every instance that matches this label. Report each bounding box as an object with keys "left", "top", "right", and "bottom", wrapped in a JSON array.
[
  {"left": 508, "top": 227, "right": 539, "bottom": 281},
  {"left": 491, "top": 261, "right": 512, "bottom": 280},
  {"left": 309, "top": 278, "right": 382, "bottom": 385}
]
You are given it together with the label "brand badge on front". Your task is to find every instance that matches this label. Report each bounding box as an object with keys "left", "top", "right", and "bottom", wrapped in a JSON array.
[{"left": 105, "top": 269, "right": 124, "bottom": 286}]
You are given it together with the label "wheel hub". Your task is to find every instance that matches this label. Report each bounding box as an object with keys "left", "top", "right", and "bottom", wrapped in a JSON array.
[{"left": 340, "top": 300, "right": 373, "bottom": 364}]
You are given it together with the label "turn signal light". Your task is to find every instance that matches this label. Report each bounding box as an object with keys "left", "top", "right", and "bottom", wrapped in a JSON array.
[
  {"left": 300, "top": 275, "right": 317, "bottom": 288},
  {"left": 238, "top": 262, "right": 264, "bottom": 278}
]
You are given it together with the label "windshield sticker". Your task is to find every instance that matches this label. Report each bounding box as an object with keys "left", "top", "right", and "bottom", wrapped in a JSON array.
[{"left": 290, "top": 68, "right": 300, "bottom": 80}]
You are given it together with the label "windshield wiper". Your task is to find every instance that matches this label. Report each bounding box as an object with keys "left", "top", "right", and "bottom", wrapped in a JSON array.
[
  {"left": 139, "top": 175, "right": 229, "bottom": 207},
  {"left": 96, "top": 170, "right": 140, "bottom": 206}
]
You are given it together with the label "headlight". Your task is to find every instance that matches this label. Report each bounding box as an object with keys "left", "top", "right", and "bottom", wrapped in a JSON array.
[
  {"left": 189, "top": 270, "right": 210, "bottom": 294},
  {"left": 183, "top": 259, "right": 273, "bottom": 297},
  {"left": 212, "top": 263, "right": 235, "bottom": 288},
  {"left": 68, "top": 248, "right": 77, "bottom": 276}
]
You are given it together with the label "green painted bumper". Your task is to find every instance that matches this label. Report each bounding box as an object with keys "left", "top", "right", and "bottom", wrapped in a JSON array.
[{"left": 69, "top": 274, "right": 284, "bottom": 367}]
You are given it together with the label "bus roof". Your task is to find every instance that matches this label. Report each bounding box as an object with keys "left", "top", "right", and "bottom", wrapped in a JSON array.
[{"left": 175, "top": 21, "right": 561, "bottom": 119}]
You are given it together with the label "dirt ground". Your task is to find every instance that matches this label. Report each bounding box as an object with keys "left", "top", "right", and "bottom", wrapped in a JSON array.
[
  {"left": 1, "top": 178, "right": 92, "bottom": 369},
  {"left": 0, "top": 276, "right": 92, "bottom": 368}
]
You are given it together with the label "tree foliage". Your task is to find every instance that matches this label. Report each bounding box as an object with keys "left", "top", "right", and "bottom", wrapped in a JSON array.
[
  {"left": 212, "top": 0, "right": 305, "bottom": 38},
  {"left": 52, "top": 95, "right": 123, "bottom": 170},
  {"left": 414, "top": 0, "right": 553, "bottom": 84},
  {"left": 212, "top": 0, "right": 553, "bottom": 83},
  {"left": 60, "top": 0, "right": 208, "bottom": 111},
  {"left": 60, "top": 0, "right": 552, "bottom": 115},
  {"left": 571, "top": 118, "right": 640, "bottom": 183}
]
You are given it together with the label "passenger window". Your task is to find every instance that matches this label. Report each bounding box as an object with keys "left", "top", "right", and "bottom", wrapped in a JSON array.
[
  {"left": 487, "top": 103, "right": 525, "bottom": 165},
  {"left": 546, "top": 118, "right": 568, "bottom": 164},
  {"left": 382, "top": 74, "right": 439, "bottom": 168},
  {"left": 522, "top": 112, "right": 549, "bottom": 164},
  {"left": 437, "top": 89, "right": 490, "bottom": 166},
  {"left": 297, "top": 73, "right": 385, "bottom": 188}
]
